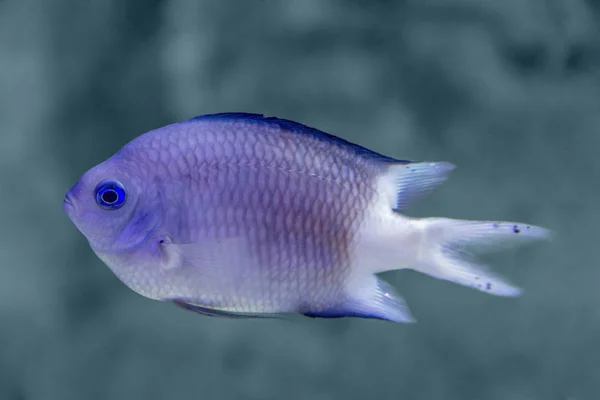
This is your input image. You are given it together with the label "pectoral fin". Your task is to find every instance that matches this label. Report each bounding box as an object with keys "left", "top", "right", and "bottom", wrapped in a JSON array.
[{"left": 159, "top": 236, "right": 250, "bottom": 281}]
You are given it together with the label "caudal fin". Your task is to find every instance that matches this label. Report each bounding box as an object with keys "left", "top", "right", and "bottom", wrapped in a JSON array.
[{"left": 410, "top": 218, "right": 550, "bottom": 296}]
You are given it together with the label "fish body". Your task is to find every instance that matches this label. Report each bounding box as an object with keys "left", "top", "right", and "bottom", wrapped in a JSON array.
[{"left": 63, "top": 113, "right": 548, "bottom": 322}]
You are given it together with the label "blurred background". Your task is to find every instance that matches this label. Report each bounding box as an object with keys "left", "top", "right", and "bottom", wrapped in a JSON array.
[{"left": 1, "top": 0, "right": 598, "bottom": 399}]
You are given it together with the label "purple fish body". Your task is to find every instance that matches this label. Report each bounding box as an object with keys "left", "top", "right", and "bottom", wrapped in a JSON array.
[{"left": 63, "top": 113, "right": 549, "bottom": 322}]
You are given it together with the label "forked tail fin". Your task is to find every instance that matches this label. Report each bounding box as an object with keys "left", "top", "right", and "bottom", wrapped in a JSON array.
[{"left": 410, "top": 218, "right": 550, "bottom": 296}]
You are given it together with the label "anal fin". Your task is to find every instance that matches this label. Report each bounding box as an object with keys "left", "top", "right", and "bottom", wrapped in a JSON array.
[{"left": 303, "top": 277, "right": 415, "bottom": 323}]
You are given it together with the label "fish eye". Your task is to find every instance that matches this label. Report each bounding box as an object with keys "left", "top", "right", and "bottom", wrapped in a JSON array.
[{"left": 95, "top": 180, "right": 127, "bottom": 210}]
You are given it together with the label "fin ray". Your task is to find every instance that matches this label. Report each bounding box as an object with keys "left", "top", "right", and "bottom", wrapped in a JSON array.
[
  {"left": 385, "top": 162, "right": 456, "bottom": 210},
  {"left": 172, "top": 300, "right": 279, "bottom": 319},
  {"left": 160, "top": 236, "right": 250, "bottom": 280},
  {"left": 303, "top": 277, "right": 415, "bottom": 323},
  {"left": 187, "top": 112, "right": 408, "bottom": 164},
  {"left": 411, "top": 217, "right": 550, "bottom": 296}
]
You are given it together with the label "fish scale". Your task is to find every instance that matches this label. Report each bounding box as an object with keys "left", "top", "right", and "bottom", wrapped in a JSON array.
[{"left": 166, "top": 152, "right": 355, "bottom": 311}]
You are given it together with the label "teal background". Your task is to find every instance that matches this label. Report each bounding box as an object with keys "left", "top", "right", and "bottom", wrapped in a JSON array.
[{"left": 0, "top": 1, "right": 597, "bottom": 399}]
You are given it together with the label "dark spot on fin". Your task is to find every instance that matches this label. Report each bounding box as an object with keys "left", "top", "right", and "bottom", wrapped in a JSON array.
[
  {"left": 513, "top": 225, "right": 520, "bottom": 233},
  {"left": 172, "top": 300, "right": 277, "bottom": 320},
  {"left": 302, "top": 278, "right": 415, "bottom": 323},
  {"left": 186, "top": 112, "right": 409, "bottom": 164}
]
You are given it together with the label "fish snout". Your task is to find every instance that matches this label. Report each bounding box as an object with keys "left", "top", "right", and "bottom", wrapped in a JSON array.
[
  {"left": 63, "top": 180, "right": 85, "bottom": 214},
  {"left": 62, "top": 193, "right": 74, "bottom": 212},
  {"left": 62, "top": 189, "right": 80, "bottom": 215}
]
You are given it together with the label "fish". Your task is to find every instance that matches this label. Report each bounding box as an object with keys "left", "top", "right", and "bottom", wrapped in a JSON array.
[{"left": 62, "top": 112, "right": 549, "bottom": 323}]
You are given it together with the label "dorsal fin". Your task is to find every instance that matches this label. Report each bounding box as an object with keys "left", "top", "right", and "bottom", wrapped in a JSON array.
[
  {"left": 190, "top": 112, "right": 265, "bottom": 122},
  {"left": 385, "top": 161, "right": 456, "bottom": 210},
  {"left": 187, "top": 112, "right": 410, "bottom": 164}
]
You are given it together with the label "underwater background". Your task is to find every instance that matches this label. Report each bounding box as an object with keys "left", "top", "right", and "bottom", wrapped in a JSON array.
[{"left": 0, "top": 0, "right": 598, "bottom": 399}]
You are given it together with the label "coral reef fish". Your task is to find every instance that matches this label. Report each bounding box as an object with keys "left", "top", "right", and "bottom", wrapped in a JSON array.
[{"left": 63, "top": 113, "right": 549, "bottom": 322}]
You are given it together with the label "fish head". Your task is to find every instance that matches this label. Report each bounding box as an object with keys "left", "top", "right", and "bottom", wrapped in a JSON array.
[{"left": 63, "top": 154, "right": 163, "bottom": 255}]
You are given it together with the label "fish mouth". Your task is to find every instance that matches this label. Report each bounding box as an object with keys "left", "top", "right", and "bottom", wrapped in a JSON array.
[{"left": 62, "top": 193, "right": 74, "bottom": 213}]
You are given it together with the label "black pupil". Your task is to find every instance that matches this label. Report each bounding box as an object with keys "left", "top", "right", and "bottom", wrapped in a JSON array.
[{"left": 101, "top": 189, "right": 118, "bottom": 204}]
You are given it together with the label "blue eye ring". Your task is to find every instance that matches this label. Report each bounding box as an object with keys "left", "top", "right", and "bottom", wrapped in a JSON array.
[{"left": 95, "top": 180, "right": 127, "bottom": 210}]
